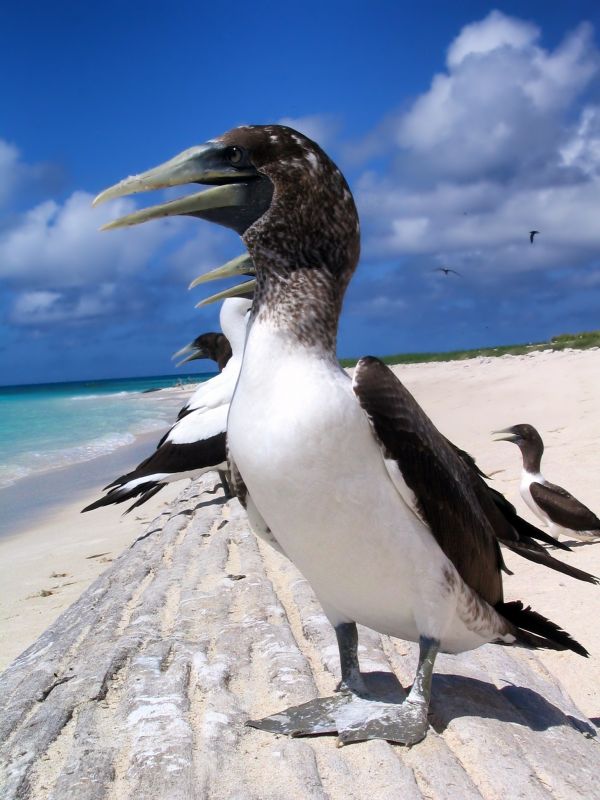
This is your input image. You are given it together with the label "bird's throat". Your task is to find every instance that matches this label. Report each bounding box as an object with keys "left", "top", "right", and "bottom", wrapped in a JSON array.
[{"left": 250, "top": 267, "right": 343, "bottom": 355}]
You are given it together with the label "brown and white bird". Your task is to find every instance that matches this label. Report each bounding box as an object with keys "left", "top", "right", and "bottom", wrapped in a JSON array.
[
  {"left": 94, "top": 125, "right": 595, "bottom": 745},
  {"left": 495, "top": 424, "right": 600, "bottom": 543},
  {"left": 82, "top": 296, "right": 252, "bottom": 513}
]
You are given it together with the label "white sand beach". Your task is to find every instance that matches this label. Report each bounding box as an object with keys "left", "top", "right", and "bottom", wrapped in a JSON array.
[{"left": 1, "top": 349, "right": 599, "bottom": 720}]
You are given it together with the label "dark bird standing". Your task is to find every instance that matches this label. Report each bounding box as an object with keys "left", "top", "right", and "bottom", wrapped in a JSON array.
[{"left": 495, "top": 424, "right": 600, "bottom": 543}]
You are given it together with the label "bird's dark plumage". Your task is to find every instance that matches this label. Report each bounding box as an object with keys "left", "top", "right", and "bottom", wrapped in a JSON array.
[
  {"left": 529, "top": 230, "right": 539, "bottom": 243},
  {"left": 529, "top": 481, "right": 600, "bottom": 532},
  {"left": 94, "top": 124, "right": 595, "bottom": 744},
  {"left": 496, "top": 423, "right": 600, "bottom": 540},
  {"left": 186, "top": 332, "right": 232, "bottom": 372},
  {"left": 434, "top": 267, "right": 461, "bottom": 277},
  {"left": 353, "top": 357, "right": 598, "bottom": 601},
  {"left": 82, "top": 431, "right": 227, "bottom": 513}
]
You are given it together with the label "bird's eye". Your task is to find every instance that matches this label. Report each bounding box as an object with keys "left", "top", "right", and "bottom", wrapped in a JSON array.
[{"left": 226, "top": 147, "right": 244, "bottom": 166}]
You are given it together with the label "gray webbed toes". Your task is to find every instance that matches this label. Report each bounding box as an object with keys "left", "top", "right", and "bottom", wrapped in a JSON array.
[{"left": 247, "top": 693, "right": 430, "bottom": 745}]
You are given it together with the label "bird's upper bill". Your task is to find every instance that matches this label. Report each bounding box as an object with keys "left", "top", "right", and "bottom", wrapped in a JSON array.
[
  {"left": 493, "top": 426, "right": 521, "bottom": 444},
  {"left": 171, "top": 338, "right": 213, "bottom": 367},
  {"left": 93, "top": 131, "right": 275, "bottom": 235},
  {"left": 189, "top": 253, "right": 256, "bottom": 307},
  {"left": 493, "top": 424, "right": 539, "bottom": 445},
  {"left": 94, "top": 125, "right": 360, "bottom": 307}
]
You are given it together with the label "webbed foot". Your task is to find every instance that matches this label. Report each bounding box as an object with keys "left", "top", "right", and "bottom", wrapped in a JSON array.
[
  {"left": 337, "top": 697, "right": 429, "bottom": 745},
  {"left": 246, "top": 693, "right": 430, "bottom": 745},
  {"left": 246, "top": 694, "right": 346, "bottom": 737}
]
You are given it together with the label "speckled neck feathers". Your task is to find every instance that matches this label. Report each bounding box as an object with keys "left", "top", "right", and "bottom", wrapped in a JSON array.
[{"left": 220, "top": 126, "right": 360, "bottom": 353}]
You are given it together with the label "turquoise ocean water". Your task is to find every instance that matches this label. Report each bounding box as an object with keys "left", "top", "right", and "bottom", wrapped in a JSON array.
[{"left": 0, "top": 374, "right": 211, "bottom": 491}]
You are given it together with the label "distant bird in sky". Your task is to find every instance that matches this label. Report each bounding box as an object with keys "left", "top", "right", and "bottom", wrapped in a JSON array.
[
  {"left": 434, "top": 267, "right": 461, "bottom": 277},
  {"left": 495, "top": 424, "right": 600, "bottom": 543},
  {"left": 529, "top": 230, "right": 539, "bottom": 244}
]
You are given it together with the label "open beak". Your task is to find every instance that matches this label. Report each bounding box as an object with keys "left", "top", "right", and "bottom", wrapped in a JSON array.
[
  {"left": 93, "top": 141, "right": 272, "bottom": 235},
  {"left": 189, "top": 253, "right": 255, "bottom": 289},
  {"left": 172, "top": 341, "right": 209, "bottom": 368},
  {"left": 196, "top": 279, "right": 257, "bottom": 307},
  {"left": 492, "top": 427, "right": 519, "bottom": 443},
  {"left": 189, "top": 252, "right": 256, "bottom": 306}
]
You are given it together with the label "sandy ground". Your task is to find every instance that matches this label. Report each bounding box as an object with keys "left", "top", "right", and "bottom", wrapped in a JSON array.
[
  {"left": 1, "top": 350, "right": 599, "bottom": 719},
  {"left": 0, "top": 383, "right": 197, "bottom": 671},
  {"left": 389, "top": 347, "right": 600, "bottom": 721}
]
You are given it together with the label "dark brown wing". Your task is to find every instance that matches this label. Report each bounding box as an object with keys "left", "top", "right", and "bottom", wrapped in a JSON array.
[
  {"left": 353, "top": 357, "right": 599, "bottom": 597},
  {"left": 530, "top": 481, "right": 600, "bottom": 531},
  {"left": 353, "top": 357, "right": 505, "bottom": 605}
]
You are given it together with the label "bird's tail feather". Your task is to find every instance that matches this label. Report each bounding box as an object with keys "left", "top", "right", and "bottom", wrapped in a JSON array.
[
  {"left": 501, "top": 538, "right": 598, "bottom": 585},
  {"left": 123, "top": 484, "right": 164, "bottom": 514},
  {"left": 497, "top": 600, "right": 589, "bottom": 657},
  {"left": 82, "top": 480, "right": 163, "bottom": 513}
]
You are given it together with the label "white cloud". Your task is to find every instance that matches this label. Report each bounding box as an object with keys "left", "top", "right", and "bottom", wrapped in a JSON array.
[
  {"left": 0, "top": 140, "right": 23, "bottom": 207},
  {"left": 0, "top": 139, "right": 63, "bottom": 209},
  {"left": 358, "top": 174, "right": 600, "bottom": 268},
  {"left": 277, "top": 114, "right": 340, "bottom": 147},
  {"left": 396, "top": 13, "right": 598, "bottom": 181},
  {"left": 10, "top": 284, "right": 119, "bottom": 326},
  {"left": 12, "top": 290, "right": 61, "bottom": 317},
  {"left": 447, "top": 10, "right": 538, "bottom": 68},
  {"left": 353, "top": 12, "right": 600, "bottom": 287},
  {"left": 167, "top": 225, "right": 235, "bottom": 284},
  {"left": 560, "top": 105, "right": 600, "bottom": 176},
  {"left": 0, "top": 190, "right": 182, "bottom": 288}
]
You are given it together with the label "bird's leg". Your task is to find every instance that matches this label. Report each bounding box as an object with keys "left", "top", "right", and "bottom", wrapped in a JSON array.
[
  {"left": 246, "top": 635, "right": 438, "bottom": 745},
  {"left": 218, "top": 469, "right": 233, "bottom": 499},
  {"left": 405, "top": 635, "right": 439, "bottom": 715},
  {"left": 334, "top": 622, "right": 367, "bottom": 695},
  {"left": 336, "top": 635, "right": 439, "bottom": 745}
]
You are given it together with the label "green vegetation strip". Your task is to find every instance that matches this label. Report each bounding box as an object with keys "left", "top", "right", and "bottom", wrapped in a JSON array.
[{"left": 339, "top": 331, "right": 600, "bottom": 368}]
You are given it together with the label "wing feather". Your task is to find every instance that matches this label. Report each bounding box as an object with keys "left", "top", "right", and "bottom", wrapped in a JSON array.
[
  {"left": 352, "top": 357, "right": 504, "bottom": 605},
  {"left": 530, "top": 481, "right": 600, "bottom": 531},
  {"left": 352, "top": 357, "right": 599, "bottom": 599}
]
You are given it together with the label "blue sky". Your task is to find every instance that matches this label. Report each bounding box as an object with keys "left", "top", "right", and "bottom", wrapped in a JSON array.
[{"left": 2, "top": 1, "right": 600, "bottom": 384}]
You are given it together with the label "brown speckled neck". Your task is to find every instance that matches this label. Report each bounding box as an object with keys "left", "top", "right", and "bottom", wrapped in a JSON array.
[{"left": 223, "top": 125, "right": 360, "bottom": 353}]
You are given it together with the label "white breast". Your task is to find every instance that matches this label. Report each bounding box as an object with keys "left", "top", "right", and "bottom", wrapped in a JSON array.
[
  {"left": 520, "top": 470, "right": 551, "bottom": 526},
  {"left": 227, "top": 319, "right": 493, "bottom": 651}
]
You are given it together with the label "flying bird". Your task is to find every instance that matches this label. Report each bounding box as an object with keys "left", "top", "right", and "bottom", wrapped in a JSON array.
[
  {"left": 82, "top": 297, "right": 252, "bottom": 513},
  {"left": 95, "top": 125, "right": 595, "bottom": 745},
  {"left": 529, "top": 230, "right": 539, "bottom": 244},
  {"left": 434, "top": 267, "right": 461, "bottom": 277},
  {"left": 495, "top": 424, "right": 600, "bottom": 543}
]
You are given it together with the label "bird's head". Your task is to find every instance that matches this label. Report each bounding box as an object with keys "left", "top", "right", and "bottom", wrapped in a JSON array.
[
  {"left": 95, "top": 125, "right": 360, "bottom": 295},
  {"left": 172, "top": 332, "right": 226, "bottom": 367},
  {"left": 493, "top": 423, "right": 544, "bottom": 453}
]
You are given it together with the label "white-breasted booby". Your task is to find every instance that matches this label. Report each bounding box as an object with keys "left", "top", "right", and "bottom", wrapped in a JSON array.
[
  {"left": 495, "top": 423, "right": 600, "bottom": 543},
  {"left": 175, "top": 292, "right": 253, "bottom": 420},
  {"left": 82, "top": 296, "right": 251, "bottom": 513},
  {"left": 94, "top": 125, "right": 596, "bottom": 745}
]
